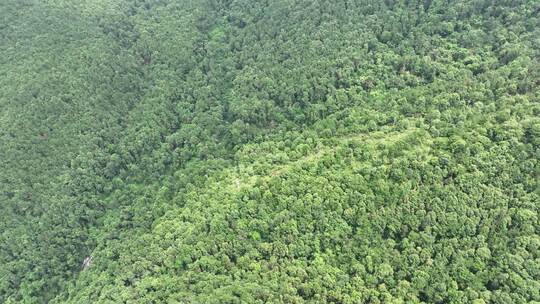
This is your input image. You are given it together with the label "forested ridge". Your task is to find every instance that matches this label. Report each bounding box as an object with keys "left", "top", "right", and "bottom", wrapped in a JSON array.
[{"left": 0, "top": 0, "right": 539, "bottom": 303}]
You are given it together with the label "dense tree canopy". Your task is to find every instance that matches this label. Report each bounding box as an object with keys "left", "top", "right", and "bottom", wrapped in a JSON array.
[{"left": 0, "top": 0, "right": 538, "bottom": 303}]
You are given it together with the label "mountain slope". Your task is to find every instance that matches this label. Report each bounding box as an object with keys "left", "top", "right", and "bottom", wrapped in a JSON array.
[{"left": 1, "top": 0, "right": 539, "bottom": 303}]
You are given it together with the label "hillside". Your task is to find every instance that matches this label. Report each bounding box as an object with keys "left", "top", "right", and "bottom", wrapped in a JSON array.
[{"left": 1, "top": 0, "right": 539, "bottom": 303}]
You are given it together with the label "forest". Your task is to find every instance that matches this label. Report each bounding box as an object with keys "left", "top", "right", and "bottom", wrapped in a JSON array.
[{"left": 0, "top": 0, "right": 539, "bottom": 303}]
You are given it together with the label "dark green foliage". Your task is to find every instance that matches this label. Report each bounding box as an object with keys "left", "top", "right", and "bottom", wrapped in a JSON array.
[{"left": 1, "top": 0, "right": 538, "bottom": 303}]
